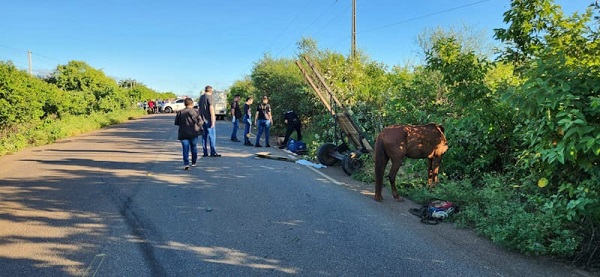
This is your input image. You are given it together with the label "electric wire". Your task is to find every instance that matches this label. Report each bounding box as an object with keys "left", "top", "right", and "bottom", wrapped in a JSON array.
[
  {"left": 266, "top": 0, "right": 318, "bottom": 53},
  {"left": 327, "top": 0, "right": 492, "bottom": 49},
  {"left": 275, "top": 0, "right": 342, "bottom": 57}
]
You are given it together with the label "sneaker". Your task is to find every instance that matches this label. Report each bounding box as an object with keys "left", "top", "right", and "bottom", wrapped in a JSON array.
[
  {"left": 231, "top": 138, "right": 241, "bottom": 142},
  {"left": 191, "top": 163, "right": 197, "bottom": 167},
  {"left": 279, "top": 145, "right": 285, "bottom": 149},
  {"left": 202, "top": 154, "right": 208, "bottom": 157},
  {"left": 210, "top": 154, "right": 222, "bottom": 157},
  {"left": 266, "top": 144, "right": 271, "bottom": 147},
  {"left": 255, "top": 144, "right": 262, "bottom": 147},
  {"left": 244, "top": 141, "right": 253, "bottom": 146},
  {"left": 184, "top": 165, "right": 190, "bottom": 170}
]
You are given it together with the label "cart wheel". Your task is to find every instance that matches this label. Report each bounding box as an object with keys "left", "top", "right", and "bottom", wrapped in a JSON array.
[
  {"left": 317, "top": 143, "right": 339, "bottom": 166},
  {"left": 342, "top": 151, "right": 363, "bottom": 175}
]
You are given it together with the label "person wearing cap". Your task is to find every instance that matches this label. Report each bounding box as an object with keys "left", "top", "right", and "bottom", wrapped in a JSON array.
[{"left": 254, "top": 95, "right": 272, "bottom": 147}]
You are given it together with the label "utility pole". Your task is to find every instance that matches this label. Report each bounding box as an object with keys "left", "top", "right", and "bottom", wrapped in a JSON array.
[
  {"left": 351, "top": 0, "right": 356, "bottom": 59},
  {"left": 28, "top": 50, "right": 32, "bottom": 76}
]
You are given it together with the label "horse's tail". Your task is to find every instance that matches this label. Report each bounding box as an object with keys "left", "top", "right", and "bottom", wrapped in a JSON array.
[{"left": 374, "top": 134, "right": 388, "bottom": 200}]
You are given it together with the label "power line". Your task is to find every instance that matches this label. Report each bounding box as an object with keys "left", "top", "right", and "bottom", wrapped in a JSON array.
[
  {"left": 362, "top": 0, "right": 492, "bottom": 34},
  {"left": 266, "top": 0, "right": 318, "bottom": 53},
  {"left": 275, "top": 0, "right": 342, "bottom": 57},
  {"left": 328, "top": 0, "right": 492, "bottom": 48},
  {"left": 0, "top": 44, "right": 26, "bottom": 52},
  {"left": 311, "top": 2, "right": 352, "bottom": 38},
  {"left": 301, "top": 0, "right": 342, "bottom": 36},
  {"left": 0, "top": 44, "right": 62, "bottom": 63}
]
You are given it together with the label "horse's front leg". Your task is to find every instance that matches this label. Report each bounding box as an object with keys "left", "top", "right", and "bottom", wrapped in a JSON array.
[
  {"left": 388, "top": 160, "right": 404, "bottom": 202},
  {"left": 428, "top": 158, "right": 441, "bottom": 189},
  {"left": 427, "top": 158, "right": 434, "bottom": 189}
]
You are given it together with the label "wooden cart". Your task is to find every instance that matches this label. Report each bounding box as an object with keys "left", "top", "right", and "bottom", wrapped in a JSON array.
[{"left": 295, "top": 56, "right": 373, "bottom": 175}]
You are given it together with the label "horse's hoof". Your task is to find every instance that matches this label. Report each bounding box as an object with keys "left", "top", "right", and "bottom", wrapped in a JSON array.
[
  {"left": 374, "top": 196, "right": 383, "bottom": 202},
  {"left": 395, "top": 197, "right": 405, "bottom": 202}
]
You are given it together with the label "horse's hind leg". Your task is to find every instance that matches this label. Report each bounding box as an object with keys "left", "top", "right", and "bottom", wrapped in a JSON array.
[
  {"left": 374, "top": 151, "right": 389, "bottom": 202},
  {"left": 388, "top": 159, "right": 404, "bottom": 201}
]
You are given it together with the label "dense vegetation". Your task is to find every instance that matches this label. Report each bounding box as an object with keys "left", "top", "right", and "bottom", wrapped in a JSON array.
[
  {"left": 0, "top": 60, "right": 174, "bottom": 155},
  {"left": 229, "top": 0, "right": 600, "bottom": 268}
]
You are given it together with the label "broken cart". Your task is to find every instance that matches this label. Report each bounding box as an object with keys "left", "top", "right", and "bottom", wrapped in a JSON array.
[{"left": 295, "top": 56, "right": 373, "bottom": 175}]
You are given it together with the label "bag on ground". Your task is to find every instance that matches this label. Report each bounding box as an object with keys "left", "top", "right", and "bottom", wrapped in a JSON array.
[{"left": 409, "top": 199, "right": 459, "bottom": 225}]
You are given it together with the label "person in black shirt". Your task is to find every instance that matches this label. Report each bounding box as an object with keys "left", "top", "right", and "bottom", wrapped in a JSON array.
[
  {"left": 242, "top": 96, "right": 254, "bottom": 146},
  {"left": 198, "top": 85, "right": 221, "bottom": 157},
  {"left": 174, "top": 98, "right": 203, "bottom": 170},
  {"left": 254, "top": 95, "right": 272, "bottom": 147},
  {"left": 230, "top": 94, "right": 242, "bottom": 142},
  {"left": 280, "top": 109, "right": 302, "bottom": 149}
]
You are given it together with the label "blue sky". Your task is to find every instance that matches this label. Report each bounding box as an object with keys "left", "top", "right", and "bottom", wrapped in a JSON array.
[{"left": 0, "top": 0, "right": 590, "bottom": 96}]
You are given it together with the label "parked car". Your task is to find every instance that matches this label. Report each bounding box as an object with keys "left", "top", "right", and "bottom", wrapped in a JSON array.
[{"left": 162, "top": 98, "right": 193, "bottom": 113}]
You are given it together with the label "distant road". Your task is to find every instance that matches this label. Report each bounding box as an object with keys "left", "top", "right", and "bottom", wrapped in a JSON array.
[{"left": 0, "top": 114, "right": 592, "bottom": 276}]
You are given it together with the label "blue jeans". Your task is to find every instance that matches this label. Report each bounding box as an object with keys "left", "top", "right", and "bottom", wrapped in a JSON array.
[
  {"left": 255, "top": 119, "right": 270, "bottom": 145},
  {"left": 231, "top": 118, "right": 239, "bottom": 140},
  {"left": 202, "top": 122, "right": 217, "bottom": 155},
  {"left": 180, "top": 136, "right": 198, "bottom": 166},
  {"left": 243, "top": 115, "right": 251, "bottom": 143}
]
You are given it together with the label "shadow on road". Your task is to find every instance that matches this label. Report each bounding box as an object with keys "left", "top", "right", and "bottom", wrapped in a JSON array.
[{"left": 0, "top": 114, "right": 313, "bottom": 276}]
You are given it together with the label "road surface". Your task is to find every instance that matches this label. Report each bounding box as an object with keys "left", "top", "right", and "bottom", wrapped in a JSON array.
[{"left": 0, "top": 114, "right": 594, "bottom": 276}]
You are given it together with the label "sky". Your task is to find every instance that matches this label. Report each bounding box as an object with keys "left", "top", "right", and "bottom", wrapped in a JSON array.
[{"left": 0, "top": 0, "right": 591, "bottom": 96}]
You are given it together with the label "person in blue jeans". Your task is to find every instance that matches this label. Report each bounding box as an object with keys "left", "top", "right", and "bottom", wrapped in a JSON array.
[
  {"left": 254, "top": 95, "right": 272, "bottom": 147},
  {"left": 243, "top": 96, "right": 254, "bottom": 146},
  {"left": 174, "top": 98, "right": 203, "bottom": 170},
  {"left": 198, "top": 85, "right": 221, "bottom": 157},
  {"left": 230, "top": 94, "right": 242, "bottom": 142}
]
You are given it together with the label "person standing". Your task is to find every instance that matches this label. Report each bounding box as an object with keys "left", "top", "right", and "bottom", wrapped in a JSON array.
[
  {"left": 147, "top": 99, "right": 155, "bottom": 114},
  {"left": 254, "top": 95, "right": 272, "bottom": 147},
  {"left": 198, "top": 85, "right": 221, "bottom": 157},
  {"left": 174, "top": 98, "right": 203, "bottom": 170},
  {"left": 243, "top": 96, "right": 254, "bottom": 146},
  {"left": 280, "top": 109, "right": 302, "bottom": 149},
  {"left": 230, "top": 94, "right": 242, "bottom": 142}
]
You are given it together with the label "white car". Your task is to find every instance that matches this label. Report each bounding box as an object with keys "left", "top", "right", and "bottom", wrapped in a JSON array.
[{"left": 162, "top": 99, "right": 193, "bottom": 113}]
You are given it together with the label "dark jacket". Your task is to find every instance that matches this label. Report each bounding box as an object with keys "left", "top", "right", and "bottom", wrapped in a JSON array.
[
  {"left": 283, "top": 110, "right": 300, "bottom": 125},
  {"left": 175, "top": 107, "right": 203, "bottom": 140}
]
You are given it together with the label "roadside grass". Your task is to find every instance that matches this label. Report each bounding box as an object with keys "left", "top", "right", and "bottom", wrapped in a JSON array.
[
  {"left": 0, "top": 109, "right": 146, "bottom": 157},
  {"left": 351, "top": 155, "right": 586, "bottom": 260}
]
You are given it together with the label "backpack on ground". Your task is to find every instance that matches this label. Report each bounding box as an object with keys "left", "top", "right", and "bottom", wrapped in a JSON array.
[
  {"left": 287, "top": 139, "right": 307, "bottom": 154},
  {"left": 409, "top": 199, "right": 459, "bottom": 225}
]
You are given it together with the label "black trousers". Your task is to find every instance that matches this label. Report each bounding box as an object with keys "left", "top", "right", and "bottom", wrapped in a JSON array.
[{"left": 282, "top": 122, "right": 302, "bottom": 146}]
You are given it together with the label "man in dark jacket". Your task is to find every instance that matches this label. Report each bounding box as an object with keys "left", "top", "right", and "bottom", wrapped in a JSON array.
[
  {"left": 280, "top": 109, "right": 302, "bottom": 149},
  {"left": 174, "top": 98, "right": 203, "bottom": 170}
]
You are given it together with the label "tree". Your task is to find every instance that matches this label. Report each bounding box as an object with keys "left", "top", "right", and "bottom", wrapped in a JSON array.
[
  {"left": 494, "top": 0, "right": 559, "bottom": 67},
  {"left": 0, "top": 62, "right": 46, "bottom": 128},
  {"left": 497, "top": 0, "right": 600, "bottom": 264},
  {"left": 46, "top": 61, "right": 131, "bottom": 113}
]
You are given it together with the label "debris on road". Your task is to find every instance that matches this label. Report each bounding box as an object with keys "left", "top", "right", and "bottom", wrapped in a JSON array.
[{"left": 295, "top": 159, "right": 326, "bottom": 169}]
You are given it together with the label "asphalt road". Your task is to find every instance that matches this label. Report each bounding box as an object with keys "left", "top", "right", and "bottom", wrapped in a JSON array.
[{"left": 0, "top": 114, "right": 595, "bottom": 277}]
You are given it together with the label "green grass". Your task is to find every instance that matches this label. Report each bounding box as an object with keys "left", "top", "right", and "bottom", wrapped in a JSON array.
[{"left": 0, "top": 109, "right": 145, "bottom": 156}]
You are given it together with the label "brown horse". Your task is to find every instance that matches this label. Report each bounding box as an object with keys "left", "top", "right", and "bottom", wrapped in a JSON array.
[{"left": 374, "top": 123, "right": 448, "bottom": 202}]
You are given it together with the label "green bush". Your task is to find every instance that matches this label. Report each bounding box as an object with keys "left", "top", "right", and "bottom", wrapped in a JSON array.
[{"left": 227, "top": 0, "right": 600, "bottom": 267}]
